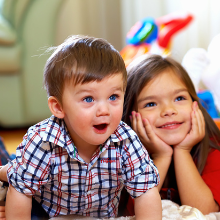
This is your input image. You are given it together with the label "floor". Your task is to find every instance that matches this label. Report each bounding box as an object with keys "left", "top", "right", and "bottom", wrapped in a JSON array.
[{"left": 0, "top": 127, "right": 28, "bottom": 155}]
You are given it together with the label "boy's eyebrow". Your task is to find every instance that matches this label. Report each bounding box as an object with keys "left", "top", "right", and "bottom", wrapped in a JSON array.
[
  {"left": 76, "top": 86, "right": 123, "bottom": 95},
  {"left": 112, "top": 86, "right": 124, "bottom": 92},
  {"left": 75, "top": 89, "right": 93, "bottom": 95},
  {"left": 137, "top": 88, "right": 188, "bottom": 103}
]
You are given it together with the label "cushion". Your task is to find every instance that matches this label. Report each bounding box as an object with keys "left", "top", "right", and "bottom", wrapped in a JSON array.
[{"left": 0, "top": 14, "right": 16, "bottom": 45}]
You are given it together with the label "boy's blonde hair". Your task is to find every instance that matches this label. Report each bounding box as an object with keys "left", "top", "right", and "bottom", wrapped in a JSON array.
[
  {"left": 43, "top": 35, "right": 127, "bottom": 104},
  {"left": 123, "top": 54, "right": 220, "bottom": 173}
]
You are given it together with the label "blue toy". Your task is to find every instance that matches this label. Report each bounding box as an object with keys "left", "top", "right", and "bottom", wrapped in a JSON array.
[
  {"left": 126, "top": 17, "right": 158, "bottom": 45},
  {"left": 197, "top": 90, "right": 219, "bottom": 118}
]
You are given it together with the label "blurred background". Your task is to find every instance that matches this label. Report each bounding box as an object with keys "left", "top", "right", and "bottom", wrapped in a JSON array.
[
  {"left": 0, "top": 0, "right": 220, "bottom": 153},
  {"left": 57, "top": 0, "right": 220, "bottom": 61}
]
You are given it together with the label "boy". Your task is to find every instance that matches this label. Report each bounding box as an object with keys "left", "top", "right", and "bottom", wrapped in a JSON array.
[{"left": 1, "top": 35, "right": 161, "bottom": 219}]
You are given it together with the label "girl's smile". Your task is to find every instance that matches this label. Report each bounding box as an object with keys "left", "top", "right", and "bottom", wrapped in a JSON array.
[{"left": 157, "top": 121, "right": 183, "bottom": 129}]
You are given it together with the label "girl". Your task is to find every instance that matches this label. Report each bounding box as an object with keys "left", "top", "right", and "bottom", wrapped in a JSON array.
[{"left": 122, "top": 54, "right": 220, "bottom": 215}]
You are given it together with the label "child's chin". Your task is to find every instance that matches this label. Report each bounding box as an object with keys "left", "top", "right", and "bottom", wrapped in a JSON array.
[{"left": 164, "top": 137, "right": 185, "bottom": 146}]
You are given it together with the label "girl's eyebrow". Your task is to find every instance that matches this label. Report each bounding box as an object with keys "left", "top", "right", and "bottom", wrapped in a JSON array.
[
  {"left": 137, "top": 95, "right": 157, "bottom": 104},
  {"left": 137, "top": 88, "right": 188, "bottom": 104},
  {"left": 174, "top": 88, "right": 188, "bottom": 94}
]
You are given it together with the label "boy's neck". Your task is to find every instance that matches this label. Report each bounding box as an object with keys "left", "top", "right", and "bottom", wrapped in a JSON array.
[{"left": 77, "top": 144, "right": 100, "bottom": 164}]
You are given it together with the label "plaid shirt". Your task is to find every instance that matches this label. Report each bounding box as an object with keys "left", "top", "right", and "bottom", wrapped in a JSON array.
[{"left": 7, "top": 115, "right": 159, "bottom": 218}]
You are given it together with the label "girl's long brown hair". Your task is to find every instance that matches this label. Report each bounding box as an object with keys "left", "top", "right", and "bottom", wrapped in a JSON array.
[{"left": 123, "top": 54, "right": 220, "bottom": 173}]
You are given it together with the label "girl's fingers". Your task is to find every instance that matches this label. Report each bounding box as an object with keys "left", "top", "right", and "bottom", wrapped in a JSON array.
[
  {"left": 191, "top": 101, "right": 205, "bottom": 140},
  {"left": 142, "top": 117, "right": 154, "bottom": 140},
  {"left": 136, "top": 113, "right": 158, "bottom": 143},
  {"left": 131, "top": 111, "right": 137, "bottom": 132},
  {"left": 191, "top": 105, "right": 198, "bottom": 132},
  {"left": 194, "top": 102, "right": 205, "bottom": 135},
  {"left": 0, "top": 206, "right": 5, "bottom": 219},
  {"left": 136, "top": 113, "right": 149, "bottom": 142},
  {"left": 192, "top": 102, "right": 199, "bottom": 129},
  {"left": 197, "top": 109, "right": 205, "bottom": 135},
  {"left": 198, "top": 105, "right": 205, "bottom": 134}
]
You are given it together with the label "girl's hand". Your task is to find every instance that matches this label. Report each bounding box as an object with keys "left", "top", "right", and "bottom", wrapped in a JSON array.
[
  {"left": 0, "top": 206, "right": 5, "bottom": 220},
  {"left": 174, "top": 101, "right": 205, "bottom": 152},
  {"left": 131, "top": 111, "right": 173, "bottom": 191},
  {"left": 130, "top": 111, "right": 173, "bottom": 158}
]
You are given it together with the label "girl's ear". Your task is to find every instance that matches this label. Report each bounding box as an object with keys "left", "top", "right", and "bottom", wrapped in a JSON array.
[{"left": 48, "top": 96, "right": 65, "bottom": 119}]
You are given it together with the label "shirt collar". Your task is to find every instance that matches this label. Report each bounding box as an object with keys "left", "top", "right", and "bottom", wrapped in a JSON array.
[
  {"left": 42, "top": 117, "right": 136, "bottom": 158},
  {"left": 42, "top": 115, "right": 79, "bottom": 158},
  {"left": 42, "top": 115, "right": 71, "bottom": 147},
  {"left": 109, "top": 121, "right": 136, "bottom": 142}
]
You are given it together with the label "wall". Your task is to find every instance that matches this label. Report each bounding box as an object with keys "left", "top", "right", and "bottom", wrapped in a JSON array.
[
  {"left": 56, "top": 0, "right": 220, "bottom": 62},
  {"left": 56, "top": 0, "right": 123, "bottom": 51}
]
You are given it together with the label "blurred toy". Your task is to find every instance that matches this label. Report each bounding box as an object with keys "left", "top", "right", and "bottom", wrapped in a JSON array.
[
  {"left": 0, "top": 137, "right": 10, "bottom": 166},
  {"left": 156, "top": 12, "right": 193, "bottom": 50},
  {"left": 197, "top": 90, "right": 219, "bottom": 118},
  {"left": 126, "top": 17, "right": 158, "bottom": 45},
  {"left": 120, "top": 43, "right": 150, "bottom": 67},
  {"left": 121, "top": 11, "right": 193, "bottom": 66},
  {"left": 0, "top": 137, "right": 16, "bottom": 166},
  {"left": 0, "top": 180, "right": 8, "bottom": 203},
  {"left": 214, "top": 119, "right": 220, "bottom": 129},
  {"left": 182, "top": 48, "right": 209, "bottom": 92},
  {"left": 202, "top": 34, "right": 220, "bottom": 114},
  {"left": 182, "top": 34, "right": 220, "bottom": 117}
]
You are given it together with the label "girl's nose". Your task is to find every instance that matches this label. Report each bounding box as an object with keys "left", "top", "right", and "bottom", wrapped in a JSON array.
[
  {"left": 96, "top": 102, "right": 110, "bottom": 117},
  {"left": 160, "top": 104, "right": 177, "bottom": 117}
]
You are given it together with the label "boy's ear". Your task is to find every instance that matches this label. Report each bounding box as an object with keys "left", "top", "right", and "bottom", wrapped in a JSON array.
[{"left": 48, "top": 96, "right": 65, "bottom": 119}]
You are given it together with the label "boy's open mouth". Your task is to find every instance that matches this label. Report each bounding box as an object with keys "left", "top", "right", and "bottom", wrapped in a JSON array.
[{"left": 93, "top": 123, "right": 108, "bottom": 130}]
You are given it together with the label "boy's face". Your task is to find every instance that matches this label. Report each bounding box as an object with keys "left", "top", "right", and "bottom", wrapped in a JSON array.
[{"left": 61, "top": 73, "right": 125, "bottom": 149}]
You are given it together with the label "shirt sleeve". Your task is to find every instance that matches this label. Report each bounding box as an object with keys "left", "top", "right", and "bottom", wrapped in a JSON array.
[
  {"left": 121, "top": 135, "right": 160, "bottom": 198},
  {"left": 201, "top": 149, "right": 220, "bottom": 206},
  {"left": 7, "top": 130, "right": 51, "bottom": 195}
]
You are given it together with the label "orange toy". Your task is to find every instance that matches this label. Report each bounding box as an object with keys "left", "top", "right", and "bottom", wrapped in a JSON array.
[
  {"left": 120, "top": 44, "right": 149, "bottom": 67},
  {"left": 214, "top": 119, "right": 220, "bottom": 130}
]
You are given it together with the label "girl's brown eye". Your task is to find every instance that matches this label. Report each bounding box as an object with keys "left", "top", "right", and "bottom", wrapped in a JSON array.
[
  {"left": 175, "top": 96, "right": 185, "bottom": 102},
  {"left": 145, "top": 102, "right": 156, "bottom": 108}
]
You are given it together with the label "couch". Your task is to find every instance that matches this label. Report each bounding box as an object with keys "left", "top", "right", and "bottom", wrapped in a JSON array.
[{"left": 0, "top": 0, "right": 63, "bottom": 127}]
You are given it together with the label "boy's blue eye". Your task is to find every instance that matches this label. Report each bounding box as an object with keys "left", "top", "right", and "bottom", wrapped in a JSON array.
[
  {"left": 145, "top": 102, "right": 156, "bottom": 107},
  {"left": 109, "top": 94, "right": 118, "bottom": 101},
  {"left": 175, "top": 96, "right": 185, "bottom": 101},
  {"left": 84, "top": 97, "right": 93, "bottom": 103}
]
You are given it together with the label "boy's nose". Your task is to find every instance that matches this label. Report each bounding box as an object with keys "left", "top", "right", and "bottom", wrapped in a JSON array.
[
  {"left": 96, "top": 102, "right": 110, "bottom": 116},
  {"left": 161, "top": 104, "right": 177, "bottom": 117}
]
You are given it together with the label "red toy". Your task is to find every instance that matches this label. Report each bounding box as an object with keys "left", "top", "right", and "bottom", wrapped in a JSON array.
[{"left": 120, "top": 11, "right": 193, "bottom": 66}]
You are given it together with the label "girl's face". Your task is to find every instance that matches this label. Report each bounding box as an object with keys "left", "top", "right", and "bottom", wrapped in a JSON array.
[{"left": 136, "top": 69, "right": 193, "bottom": 145}]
